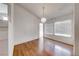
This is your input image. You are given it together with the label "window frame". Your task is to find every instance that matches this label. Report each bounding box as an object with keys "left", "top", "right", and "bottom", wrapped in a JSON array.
[{"left": 54, "top": 20, "right": 72, "bottom": 37}]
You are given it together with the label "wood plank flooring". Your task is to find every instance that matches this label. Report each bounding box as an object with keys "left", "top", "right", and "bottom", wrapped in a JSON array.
[
  {"left": 13, "top": 40, "right": 38, "bottom": 56},
  {"left": 13, "top": 38, "right": 73, "bottom": 56}
]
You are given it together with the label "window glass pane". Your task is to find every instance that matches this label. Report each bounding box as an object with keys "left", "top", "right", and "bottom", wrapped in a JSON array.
[
  {"left": 0, "top": 3, "right": 8, "bottom": 21},
  {"left": 54, "top": 20, "right": 72, "bottom": 37}
]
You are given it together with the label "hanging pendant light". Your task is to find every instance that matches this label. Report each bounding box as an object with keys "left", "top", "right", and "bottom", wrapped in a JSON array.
[{"left": 41, "top": 7, "right": 46, "bottom": 23}]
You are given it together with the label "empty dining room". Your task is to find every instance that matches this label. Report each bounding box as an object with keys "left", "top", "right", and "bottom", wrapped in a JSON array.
[{"left": 0, "top": 3, "right": 79, "bottom": 56}]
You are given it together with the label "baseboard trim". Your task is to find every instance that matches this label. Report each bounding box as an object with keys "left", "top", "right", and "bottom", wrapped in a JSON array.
[
  {"left": 14, "top": 38, "right": 38, "bottom": 46},
  {"left": 44, "top": 37, "right": 73, "bottom": 47}
]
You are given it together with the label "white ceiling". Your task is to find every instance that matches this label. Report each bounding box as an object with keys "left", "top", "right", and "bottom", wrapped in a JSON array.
[
  {"left": 0, "top": 3, "right": 73, "bottom": 27},
  {"left": 19, "top": 3, "right": 74, "bottom": 20}
]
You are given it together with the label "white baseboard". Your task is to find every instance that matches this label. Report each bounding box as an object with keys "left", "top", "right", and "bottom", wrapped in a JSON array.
[{"left": 14, "top": 38, "right": 38, "bottom": 46}]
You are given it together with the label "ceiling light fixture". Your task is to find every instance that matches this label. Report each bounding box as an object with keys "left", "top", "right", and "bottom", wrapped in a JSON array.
[
  {"left": 41, "top": 7, "right": 46, "bottom": 23},
  {"left": 2, "top": 16, "right": 8, "bottom": 21}
]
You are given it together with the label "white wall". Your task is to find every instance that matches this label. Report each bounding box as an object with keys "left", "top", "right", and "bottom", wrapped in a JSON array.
[
  {"left": 45, "top": 14, "right": 74, "bottom": 45},
  {"left": 14, "top": 4, "right": 40, "bottom": 45}
]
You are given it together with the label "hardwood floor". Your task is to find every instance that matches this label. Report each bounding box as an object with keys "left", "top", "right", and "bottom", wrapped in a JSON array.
[
  {"left": 44, "top": 38, "right": 73, "bottom": 56},
  {"left": 13, "top": 38, "right": 73, "bottom": 56},
  {"left": 13, "top": 40, "right": 38, "bottom": 56}
]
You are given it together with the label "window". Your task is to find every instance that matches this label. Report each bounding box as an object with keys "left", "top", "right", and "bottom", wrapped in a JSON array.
[
  {"left": 0, "top": 4, "right": 8, "bottom": 21},
  {"left": 54, "top": 20, "right": 72, "bottom": 37},
  {"left": 45, "top": 23, "right": 54, "bottom": 34}
]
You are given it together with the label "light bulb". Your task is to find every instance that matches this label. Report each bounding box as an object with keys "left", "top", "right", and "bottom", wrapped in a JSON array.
[
  {"left": 41, "top": 17, "right": 46, "bottom": 23},
  {"left": 2, "top": 16, "right": 8, "bottom": 21}
]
